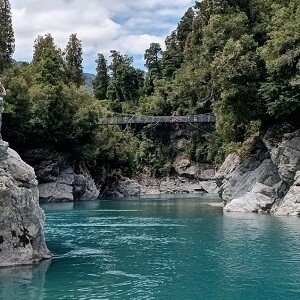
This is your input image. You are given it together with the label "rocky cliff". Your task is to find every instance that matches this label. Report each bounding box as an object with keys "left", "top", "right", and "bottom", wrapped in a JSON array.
[
  {"left": 0, "top": 84, "right": 51, "bottom": 267},
  {"left": 219, "top": 125, "right": 300, "bottom": 215},
  {"left": 19, "top": 149, "right": 99, "bottom": 203}
]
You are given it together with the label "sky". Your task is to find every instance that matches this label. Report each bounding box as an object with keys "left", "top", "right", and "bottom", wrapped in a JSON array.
[{"left": 10, "top": 0, "right": 195, "bottom": 74}]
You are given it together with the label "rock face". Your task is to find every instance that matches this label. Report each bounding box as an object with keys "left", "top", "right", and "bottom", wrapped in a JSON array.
[
  {"left": 20, "top": 149, "right": 100, "bottom": 202},
  {"left": 100, "top": 176, "right": 142, "bottom": 197},
  {"left": 0, "top": 86, "right": 51, "bottom": 267},
  {"left": 220, "top": 127, "right": 300, "bottom": 215}
]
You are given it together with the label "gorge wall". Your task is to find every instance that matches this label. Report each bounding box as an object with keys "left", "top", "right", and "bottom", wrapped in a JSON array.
[
  {"left": 0, "top": 84, "right": 51, "bottom": 267},
  {"left": 219, "top": 125, "right": 300, "bottom": 216}
]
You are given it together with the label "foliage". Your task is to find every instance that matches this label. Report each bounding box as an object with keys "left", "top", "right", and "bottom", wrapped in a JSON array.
[
  {"left": 64, "top": 33, "right": 84, "bottom": 86},
  {"left": 32, "top": 34, "right": 63, "bottom": 85},
  {"left": 2, "top": 0, "right": 300, "bottom": 178},
  {"left": 259, "top": 1, "right": 300, "bottom": 118},
  {"left": 0, "top": 0, "right": 14, "bottom": 74},
  {"left": 107, "top": 50, "right": 144, "bottom": 110},
  {"left": 93, "top": 53, "right": 109, "bottom": 100}
]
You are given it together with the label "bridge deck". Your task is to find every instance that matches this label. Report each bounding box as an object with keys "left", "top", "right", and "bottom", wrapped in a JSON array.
[{"left": 98, "top": 114, "right": 216, "bottom": 125}]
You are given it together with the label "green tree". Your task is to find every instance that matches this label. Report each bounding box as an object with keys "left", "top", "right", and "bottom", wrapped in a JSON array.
[
  {"left": 144, "top": 43, "right": 162, "bottom": 95},
  {"left": 0, "top": 0, "right": 14, "bottom": 74},
  {"left": 93, "top": 53, "right": 109, "bottom": 100},
  {"left": 177, "top": 7, "right": 195, "bottom": 51},
  {"left": 64, "top": 33, "right": 84, "bottom": 86},
  {"left": 161, "top": 31, "right": 183, "bottom": 78},
  {"left": 107, "top": 50, "right": 142, "bottom": 109},
  {"left": 260, "top": 0, "right": 300, "bottom": 119},
  {"left": 32, "top": 34, "right": 63, "bottom": 85}
]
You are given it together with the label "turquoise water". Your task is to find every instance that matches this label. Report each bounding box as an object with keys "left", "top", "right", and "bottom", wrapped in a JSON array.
[{"left": 1, "top": 194, "right": 300, "bottom": 300}]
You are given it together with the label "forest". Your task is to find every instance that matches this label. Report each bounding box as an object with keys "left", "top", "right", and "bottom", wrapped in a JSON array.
[{"left": 0, "top": 0, "right": 300, "bottom": 179}]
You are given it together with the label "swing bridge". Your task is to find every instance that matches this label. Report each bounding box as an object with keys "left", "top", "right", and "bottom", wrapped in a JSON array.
[{"left": 98, "top": 113, "right": 216, "bottom": 126}]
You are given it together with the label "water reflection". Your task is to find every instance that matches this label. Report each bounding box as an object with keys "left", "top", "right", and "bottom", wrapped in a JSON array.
[{"left": 0, "top": 259, "right": 51, "bottom": 300}]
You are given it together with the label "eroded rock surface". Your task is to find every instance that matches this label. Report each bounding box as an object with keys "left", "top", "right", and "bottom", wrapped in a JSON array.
[
  {"left": 21, "top": 149, "right": 99, "bottom": 202},
  {"left": 220, "top": 127, "right": 300, "bottom": 215}
]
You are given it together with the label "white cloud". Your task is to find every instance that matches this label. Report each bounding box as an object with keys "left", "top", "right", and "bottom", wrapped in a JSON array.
[{"left": 11, "top": 0, "right": 195, "bottom": 73}]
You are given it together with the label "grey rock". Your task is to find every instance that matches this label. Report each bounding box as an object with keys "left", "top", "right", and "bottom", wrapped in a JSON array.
[
  {"left": 73, "top": 171, "right": 99, "bottom": 201},
  {"left": 224, "top": 191, "right": 274, "bottom": 213},
  {"left": 221, "top": 129, "right": 300, "bottom": 215},
  {"left": 215, "top": 153, "right": 240, "bottom": 179},
  {"left": 272, "top": 171, "right": 300, "bottom": 216},
  {"left": 102, "top": 177, "right": 141, "bottom": 197},
  {"left": 294, "top": 171, "right": 300, "bottom": 186},
  {"left": 200, "top": 181, "right": 220, "bottom": 194},
  {"left": 221, "top": 158, "right": 281, "bottom": 202},
  {"left": 21, "top": 150, "right": 99, "bottom": 202},
  {"left": 39, "top": 167, "right": 74, "bottom": 202},
  {"left": 270, "top": 135, "right": 300, "bottom": 185}
]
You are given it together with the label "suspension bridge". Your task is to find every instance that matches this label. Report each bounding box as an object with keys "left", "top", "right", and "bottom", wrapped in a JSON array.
[{"left": 98, "top": 113, "right": 216, "bottom": 125}]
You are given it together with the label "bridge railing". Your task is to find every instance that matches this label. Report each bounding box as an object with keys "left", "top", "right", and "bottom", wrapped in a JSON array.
[{"left": 98, "top": 113, "right": 216, "bottom": 125}]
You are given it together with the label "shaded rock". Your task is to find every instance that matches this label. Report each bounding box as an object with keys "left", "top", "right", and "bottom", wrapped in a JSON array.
[
  {"left": 101, "top": 176, "right": 141, "bottom": 197},
  {"left": 73, "top": 172, "right": 99, "bottom": 201},
  {"left": 272, "top": 171, "right": 300, "bottom": 216},
  {"left": 221, "top": 158, "right": 281, "bottom": 202},
  {"left": 269, "top": 133, "right": 300, "bottom": 185},
  {"left": 220, "top": 135, "right": 283, "bottom": 213},
  {"left": 20, "top": 150, "right": 99, "bottom": 202},
  {"left": 38, "top": 167, "right": 74, "bottom": 202},
  {"left": 20, "top": 149, "right": 70, "bottom": 183}
]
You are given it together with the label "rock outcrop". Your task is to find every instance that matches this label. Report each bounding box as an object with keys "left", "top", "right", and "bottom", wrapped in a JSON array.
[
  {"left": 0, "top": 85, "right": 51, "bottom": 267},
  {"left": 20, "top": 149, "right": 99, "bottom": 202},
  {"left": 219, "top": 127, "right": 300, "bottom": 215}
]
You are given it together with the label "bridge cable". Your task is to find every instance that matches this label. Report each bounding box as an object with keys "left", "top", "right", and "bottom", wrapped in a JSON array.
[{"left": 187, "top": 121, "right": 213, "bottom": 135}]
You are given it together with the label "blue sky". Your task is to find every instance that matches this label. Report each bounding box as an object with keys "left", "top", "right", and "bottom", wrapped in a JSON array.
[{"left": 11, "top": 0, "right": 195, "bottom": 73}]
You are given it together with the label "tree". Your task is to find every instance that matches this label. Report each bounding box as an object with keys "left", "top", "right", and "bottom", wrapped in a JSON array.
[
  {"left": 32, "top": 34, "right": 63, "bottom": 85},
  {"left": 0, "top": 0, "right": 14, "bottom": 74},
  {"left": 107, "top": 50, "right": 142, "bottom": 108},
  {"left": 260, "top": 1, "right": 300, "bottom": 119},
  {"left": 144, "top": 43, "right": 162, "bottom": 95},
  {"left": 64, "top": 33, "right": 84, "bottom": 86},
  {"left": 144, "top": 43, "right": 162, "bottom": 76},
  {"left": 177, "top": 7, "right": 195, "bottom": 52},
  {"left": 93, "top": 53, "right": 109, "bottom": 100},
  {"left": 161, "top": 31, "right": 183, "bottom": 78}
]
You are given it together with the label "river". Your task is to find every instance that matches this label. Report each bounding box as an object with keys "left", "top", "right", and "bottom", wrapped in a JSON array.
[{"left": 0, "top": 194, "right": 300, "bottom": 299}]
